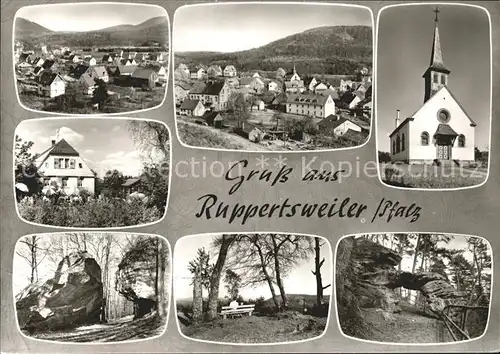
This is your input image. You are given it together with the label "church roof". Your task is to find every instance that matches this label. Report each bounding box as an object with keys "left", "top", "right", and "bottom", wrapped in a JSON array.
[
  {"left": 434, "top": 123, "right": 458, "bottom": 137},
  {"left": 427, "top": 11, "right": 450, "bottom": 74}
]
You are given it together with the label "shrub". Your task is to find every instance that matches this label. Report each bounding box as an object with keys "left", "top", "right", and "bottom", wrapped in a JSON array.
[
  {"left": 18, "top": 195, "right": 162, "bottom": 227},
  {"left": 383, "top": 166, "right": 400, "bottom": 182}
]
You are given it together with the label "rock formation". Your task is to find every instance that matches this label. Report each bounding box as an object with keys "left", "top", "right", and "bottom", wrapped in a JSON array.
[
  {"left": 16, "top": 251, "right": 103, "bottom": 332},
  {"left": 115, "top": 237, "right": 159, "bottom": 319},
  {"left": 340, "top": 238, "right": 463, "bottom": 317}
]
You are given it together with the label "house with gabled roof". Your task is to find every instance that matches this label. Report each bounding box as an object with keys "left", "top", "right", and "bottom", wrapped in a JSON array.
[
  {"left": 79, "top": 73, "right": 97, "bottom": 95},
  {"left": 131, "top": 68, "right": 158, "bottom": 88},
  {"left": 188, "top": 80, "right": 232, "bottom": 111},
  {"left": 34, "top": 136, "right": 95, "bottom": 195},
  {"left": 88, "top": 66, "right": 109, "bottom": 83},
  {"left": 36, "top": 72, "right": 65, "bottom": 98},
  {"left": 180, "top": 99, "right": 206, "bottom": 117},
  {"left": 318, "top": 114, "right": 363, "bottom": 136},
  {"left": 175, "top": 82, "right": 192, "bottom": 105},
  {"left": 223, "top": 65, "right": 237, "bottom": 77},
  {"left": 69, "top": 64, "right": 90, "bottom": 80},
  {"left": 286, "top": 93, "right": 335, "bottom": 118},
  {"left": 207, "top": 65, "right": 223, "bottom": 78}
]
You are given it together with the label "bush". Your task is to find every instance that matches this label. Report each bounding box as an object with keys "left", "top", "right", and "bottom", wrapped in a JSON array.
[
  {"left": 384, "top": 166, "right": 400, "bottom": 182},
  {"left": 17, "top": 196, "right": 162, "bottom": 227}
]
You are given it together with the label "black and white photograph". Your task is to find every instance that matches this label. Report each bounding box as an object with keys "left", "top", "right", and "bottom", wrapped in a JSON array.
[
  {"left": 173, "top": 3, "right": 372, "bottom": 151},
  {"left": 14, "top": 118, "right": 170, "bottom": 228},
  {"left": 14, "top": 3, "right": 169, "bottom": 114},
  {"left": 175, "top": 233, "right": 331, "bottom": 344},
  {"left": 377, "top": 4, "right": 491, "bottom": 189},
  {"left": 14, "top": 232, "right": 170, "bottom": 343},
  {"left": 336, "top": 233, "right": 492, "bottom": 343}
]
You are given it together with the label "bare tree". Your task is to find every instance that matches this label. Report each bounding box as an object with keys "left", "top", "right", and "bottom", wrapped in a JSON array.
[
  {"left": 312, "top": 237, "right": 331, "bottom": 307},
  {"left": 16, "top": 235, "right": 48, "bottom": 283}
]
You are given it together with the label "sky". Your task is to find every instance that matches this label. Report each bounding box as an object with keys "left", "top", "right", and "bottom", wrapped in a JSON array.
[
  {"left": 377, "top": 4, "right": 491, "bottom": 151},
  {"left": 174, "top": 3, "right": 372, "bottom": 52},
  {"left": 174, "top": 234, "right": 332, "bottom": 301},
  {"left": 15, "top": 119, "right": 157, "bottom": 178},
  {"left": 16, "top": 3, "right": 167, "bottom": 32}
]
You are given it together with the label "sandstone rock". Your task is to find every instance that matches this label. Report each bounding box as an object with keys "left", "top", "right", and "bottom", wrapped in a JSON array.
[
  {"left": 16, "top": 251, "right": 103, "bottom": 332},
  {"left": 115, "top": 238, "right": 159, "bottom": 319}
]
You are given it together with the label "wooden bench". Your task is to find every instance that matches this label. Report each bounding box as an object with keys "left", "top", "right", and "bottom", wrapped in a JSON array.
[{"left": 219, "top": 304, "right": 255, "bottom": 319}]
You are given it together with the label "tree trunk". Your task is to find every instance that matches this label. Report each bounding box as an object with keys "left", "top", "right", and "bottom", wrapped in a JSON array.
[
  {"left": 206, "top": 235, "right": 234, "bottom": 321},
  {"left": 313, "top": 237, "right": 327, "bottom": 307},
  {"left": 411, "top": 235, "right": 421, "bottom": 274},
  {"left": 255, "top": 239, "right": 280, "bottom": 311},
  {"left": 156, "top": 238, "right": 166, "bottom": 318},
  {"left": 271, "top": 235, "right": 287, "bottom": 310},
  {"left": 192, "top": 268, "right": 203, "bottom": 323}
]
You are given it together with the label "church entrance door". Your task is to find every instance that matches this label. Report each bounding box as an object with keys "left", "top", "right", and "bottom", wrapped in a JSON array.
[{"left": 436, "top": 144, "right": 452, "bottom": 160}]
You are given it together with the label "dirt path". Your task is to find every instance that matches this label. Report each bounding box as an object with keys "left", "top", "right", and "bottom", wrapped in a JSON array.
[
  {"left": 28, "top": 314, "right": 165, "bottom": 343},
  {"left": 361, "top": 308, "right": 443, "bottom": 343}
]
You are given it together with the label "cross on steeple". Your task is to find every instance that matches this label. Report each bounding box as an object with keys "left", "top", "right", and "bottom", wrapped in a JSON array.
[{"left": 434, "top": 6, "right": 440, "bottom": 23}]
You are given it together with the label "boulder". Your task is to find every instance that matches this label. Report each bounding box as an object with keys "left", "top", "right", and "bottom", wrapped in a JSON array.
[
  {"left": 115, "top": 238, "right": 158, "bottom": 319},
  {"left": 16, "top": 251, "right": 103, "bottom": 332}
]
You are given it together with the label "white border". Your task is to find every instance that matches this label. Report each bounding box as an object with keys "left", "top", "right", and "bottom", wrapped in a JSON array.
[
  {"left": 12, "top": 231, "right": 173, "bottom": 345},
  {"left": 171, "top": 1, "right": 375, "bottom": 153},
  {"left": 172, "top": 231, "right": 334, "bottom": 346},
  {"left": 12, "top": 116, "right": 173, "bottom": 231},
  {"left": 374, "top": 3, "right": 493, "bottom": 191},
  {"left": 12, "top": 2, "right": 171, "bottom": 117},
  {"left": 332, "top": 231, "right": 494, "bottom": 346}
]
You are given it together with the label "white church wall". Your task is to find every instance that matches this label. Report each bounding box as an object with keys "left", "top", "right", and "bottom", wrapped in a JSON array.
[
  {"left": 409, "top": 88, "right": 475, "bottom": 162},
  {"left": 390, "top": 123, "right": 409, "bottom": 162}
]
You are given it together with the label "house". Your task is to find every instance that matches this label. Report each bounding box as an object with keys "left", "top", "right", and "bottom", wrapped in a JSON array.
[
  {"left": 223, "top": 65, "right": 237, "bottom": 77},
  {"left": 175, "top": 82, "right": 192, "bottom": 105},
  {"left": 32, "top": 57, "right": 45, "bottom": 67},
  {"left": 318, "top": 114, "right": 363, "bottom": 136},
  {"left": 389, "top": 9, "right": 475, "bottom": 165},
  {"left": 202, "top": 111, "right": 224, "bottom": 128},
  {"left": 68, "top": 54, "right": 80, "bottom": 63},
  {"left": 276, "top": 67, "right": 286, "bottom": 79},
  {"left": 122, "top": 176, "right": 146, "bottom": 195},
  {"left": 148, "top": 52, "right": 165, "bottom": 62},
  {"left": 240, "top": 122, "right": 265, "bottom": 142},
  {"left": 123, "top": 51, "right": 137, "bottom": 60},
  {"left": 119, "top": 58, "right": 137, "bottom": 66},
  {"left": 79, "top": 73, "right": 97, "bottom": 95},
  {"left": 180, "top": 99, "right": 206, "bottom": 117},
  {"left": 41, "top": 59, "right": 56, "bottom": 71},
  {"left": 83, "top": 56, "right": 97, "bottom": 66},
  {"left": 207, "top": 65, "right": 223, "bottom": 78},
  {"left": 340, "top": 91, "right": 364, "bottom": 110},
  {"left": 116, "top": 65, "right": 138, "bottom": 77},
  {"left": 18, "top": 53, "right": 33, "bottom": 63},
  {"left": 188, "top": 80, "right": 232, "bottom": 111},
  {"left": 320, "top": 88, "right": 339, "bottom": 100},
  {"left": 151, "top": 65, "right": 168, "bottom": 82},
  {"left": 176, "top": 63, "right": 190, "bottom": 78},
  {"left": 286, "top": 93, "right": 335, "bottom": 118},
  {"left": 88, "top": 66, "right": 109, "bottom": 83},
  {"left": 131, "top": 68, "right": 158, "bottom": 88},
  {"left": 314, "top": 82, "right": 329, "bottom": 93},
  {"left": 308, "top": 77, "right": 318, "bottom": 91},
  {"left": 224, "top": 77, "right": 239, "bottom": 88},
  {"left": 191, "top": 67, "right": 207, "bottom": 81},
  {"left": 69, "top": 64, "right": 90, "bottom": 80},
  {"left": 267, "top": 80, "right": 280, "bottom": 92},
  {"left": 252, "top": 72, "right": 261, "bottom": 78},
  {"left": 101, "top": 54, "right": 115, "bottom": 64},
  {"left": 251, "top": 100, "right": 265, "bottom": 111},
  {"left": 36, "top": 72, "right": 65, "bottom": 98},
  {"left": 33, "top": 66, "right": 45, "bottom": 77},
  {"left": 35, "top": 136, "right": 95, "bottom": 195}
]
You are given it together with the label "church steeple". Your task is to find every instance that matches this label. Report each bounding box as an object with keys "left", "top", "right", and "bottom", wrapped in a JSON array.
[{"left": 423, "top": 7, "right": 450, "bottom": 102}]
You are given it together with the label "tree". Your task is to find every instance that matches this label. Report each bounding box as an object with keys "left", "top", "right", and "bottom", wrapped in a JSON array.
[
  {"left": 188, "top": 248, "right": 212, "bottom": 322},
  {"left": 271, "top": 111, "right": 285, "bottom": 130},
  {"left": 224, "top": 269, "right": 241, "bottom": 300},
  {"left": 16, "top": 235, "right": 48, "bottom": 283},
  {"left": 206, "top": 234, "right": 236, "bottom": 321},
  {"left": 102, "top": 169, "right": 125, "bottom": 197},
  {"left": 92, "top": 78, "right": 109, "bottom": 111},
  {"left": 14, "top": 135, "right": 41, "bottom": 199},
  {"left": 312, "top": 237, "right": 331, "bottom": 307},
  {"left": 228, "top": 92, "right": 250, "bottom": 129}
]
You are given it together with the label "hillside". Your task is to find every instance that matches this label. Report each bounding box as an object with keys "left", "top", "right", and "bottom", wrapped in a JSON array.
[
  {"left": 15, "top": 18, "right": 53, "bottom": 37},
  {"left": 15, "top": 16, "right": 169, "bottom": 48},
  {"left": 175, "top": 26, "right": 372, "bottom": 75}
]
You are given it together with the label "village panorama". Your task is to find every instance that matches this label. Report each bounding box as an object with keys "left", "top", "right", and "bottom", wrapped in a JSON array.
[
  {"left": 13, "top": 4, "right": 169, "bottom": 114},
  {"left": 174, "top": 5, "right": 373, "bottom": 151}
]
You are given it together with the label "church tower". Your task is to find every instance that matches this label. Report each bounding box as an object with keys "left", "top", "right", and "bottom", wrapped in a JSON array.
[{"left": 423, "top": 7, "right": 450, "bottom": 102}]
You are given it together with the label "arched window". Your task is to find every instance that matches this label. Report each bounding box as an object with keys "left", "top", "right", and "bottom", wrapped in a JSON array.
[
  {"left": 458, "top": 134, "right": 465, "bottom": 147},
  {"left": 392, "top": 140, "right": 396, "bottom": 155},
  {"left": 396, "top": 135, "right": 401, "bottom": 153},
  {"left": 401, "top": 133, "right": 405, "bottom": 151},
  {"left": 421, "top": 131, "right": 429, "bottom": 146}
]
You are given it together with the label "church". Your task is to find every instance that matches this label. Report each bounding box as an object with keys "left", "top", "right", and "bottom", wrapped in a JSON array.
[{"left": 389, "top": 8, "right": 476, "bottom": 165}]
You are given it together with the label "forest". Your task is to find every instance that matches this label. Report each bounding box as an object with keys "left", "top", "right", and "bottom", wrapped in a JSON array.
[
  {"left": 14, "top": 233, "right": 170, "bottom": 343},
  {"left": 336, "top": 233, "right": 491, "bottom": 343},
  {"left": 15, "top": 121, "right": 170, "bottom": 228},
  {"left": 176, "top": 233, "right": 331, "bottom": 344},
  {"left": 175, "top": 25, "right": 372, "bottom": 75}
]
